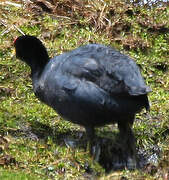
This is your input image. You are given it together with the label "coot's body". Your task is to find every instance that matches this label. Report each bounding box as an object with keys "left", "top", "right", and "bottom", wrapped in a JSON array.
[
  {"left": 33, "top": 44, "right": 150, "bottom": 129},
  {"left": 14, "top": 36, "right": 151, "bottom": 168}
]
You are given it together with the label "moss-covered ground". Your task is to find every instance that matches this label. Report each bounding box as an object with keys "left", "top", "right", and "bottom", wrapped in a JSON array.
[{"left": 0, "top": 0, "right": 168, "bottom": 179}]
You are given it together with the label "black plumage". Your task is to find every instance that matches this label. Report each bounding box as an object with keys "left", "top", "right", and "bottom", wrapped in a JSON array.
[{"left": 14, "top": 35, "right": 151, "bottom": 167}]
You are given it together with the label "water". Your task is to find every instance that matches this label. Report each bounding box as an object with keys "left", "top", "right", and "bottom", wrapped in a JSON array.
[{"left": 127, "top": 0, "right": 169, "bottom": 7}]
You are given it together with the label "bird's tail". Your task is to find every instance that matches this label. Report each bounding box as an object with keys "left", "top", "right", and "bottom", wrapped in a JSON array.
[
  {"left": 128, "top": 85, "right": 152, "bottom": 96},
  {"left": 144, "top": 95, "right": 150, "bottom": 112}
]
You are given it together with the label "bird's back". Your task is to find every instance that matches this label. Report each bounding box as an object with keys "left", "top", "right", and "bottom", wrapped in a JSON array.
[
  {"left": 55, "top": 44, "right": 151, "bottom": 95},
  {"left": 33, "top": 44, "right": 151, "bottom": 127}
]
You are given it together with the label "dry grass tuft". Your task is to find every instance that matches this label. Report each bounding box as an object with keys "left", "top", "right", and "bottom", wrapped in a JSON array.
[{"left": 23, "top": 0, "right": 169, "bottom": 51}]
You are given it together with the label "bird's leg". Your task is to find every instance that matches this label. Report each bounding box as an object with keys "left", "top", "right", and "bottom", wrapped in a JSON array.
[
  {"left": 118, "top": 122, "right": 137, "bottom": 169},
  {"left": 118, "top": 122, "right": 136, "bottom": 156},
  {"left": 85, "top": 126, "right": 95, "bottom": 153},
  {"left": 85, "top": 126, "right": 101, "bottom": 161}
]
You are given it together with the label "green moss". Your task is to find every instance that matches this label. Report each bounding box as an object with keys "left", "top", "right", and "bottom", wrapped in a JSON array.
[{"left": 0, "top": 1, "right": 168, "bottom": 179}]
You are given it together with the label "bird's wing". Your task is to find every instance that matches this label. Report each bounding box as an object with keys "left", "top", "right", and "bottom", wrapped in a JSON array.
[
  {"left": 61, "top": 54, "right": 103, "bottom": 82},
  {"left": 102, "top": 55, "right": 152, "bottom": 96},
  {"left": 59, "top": 45, "right": 151, "bottom": 96}
]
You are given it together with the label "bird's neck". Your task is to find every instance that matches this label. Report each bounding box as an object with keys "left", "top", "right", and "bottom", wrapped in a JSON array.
[{"left": 29, "top": 57, "right": 49, "bottom": 79}]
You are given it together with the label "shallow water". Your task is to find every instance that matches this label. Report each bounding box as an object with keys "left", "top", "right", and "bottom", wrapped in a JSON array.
[
  {"left": 64, "top": 134, "right": 161, "bottom": 172},
  {"left": 11, "top": 123, "right": 161, "bottom": 172},
  {"left": 127, "top": 0, "right": 168, "bottom": 7}
]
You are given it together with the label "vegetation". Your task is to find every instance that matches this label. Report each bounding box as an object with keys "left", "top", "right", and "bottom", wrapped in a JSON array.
[{"left": 0, "top": 0, "right": 168, "bottom": 179}]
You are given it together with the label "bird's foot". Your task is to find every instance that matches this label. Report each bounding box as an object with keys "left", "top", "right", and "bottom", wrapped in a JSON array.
[
  {"left": 126, "top": 156, "right": 137, "bottom": 170},
  {"left": 86, "top": 139, "right": 101, "bottom": 162},
  {"left": 90, "top": 141, "right": 101, "bottom": 162}
]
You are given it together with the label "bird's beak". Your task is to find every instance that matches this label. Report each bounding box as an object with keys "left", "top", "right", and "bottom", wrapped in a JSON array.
[{"left": 11, "top": 48, "right": 16, "bottom": 58}]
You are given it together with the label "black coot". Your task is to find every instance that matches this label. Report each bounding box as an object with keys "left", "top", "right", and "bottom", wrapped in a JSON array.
[{"left": 14, "top": 35, "right": 151, "bottom": 167}]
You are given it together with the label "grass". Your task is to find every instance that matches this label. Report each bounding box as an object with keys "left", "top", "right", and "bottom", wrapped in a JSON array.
[
  {"left": 0, "top": 170, "right": 41, "bottom": 180},
  {"left": 0, "top": 0, "right": 169, "bottom": 179}
]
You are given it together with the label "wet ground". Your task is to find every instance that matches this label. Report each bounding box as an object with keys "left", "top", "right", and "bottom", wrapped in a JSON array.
[
  {"left": 64, "top": 134, "right": 160, "bottom": 172},
  {"left": 3, "top": 122, "right": 160, "bottom": 173}
]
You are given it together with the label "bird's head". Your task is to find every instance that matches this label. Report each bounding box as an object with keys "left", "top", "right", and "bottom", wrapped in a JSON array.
[{"left": 14, "top": 35, "right": 49, "bottom": 69}]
